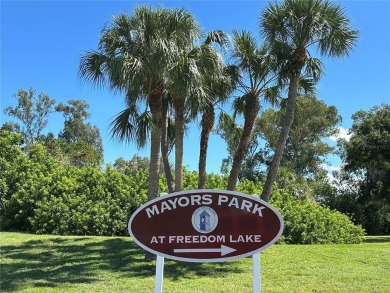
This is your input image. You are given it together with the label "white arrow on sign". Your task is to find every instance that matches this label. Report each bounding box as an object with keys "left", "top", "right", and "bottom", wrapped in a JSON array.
[{"left": 174, "top": 245, "right": 236, "bottom": 256}]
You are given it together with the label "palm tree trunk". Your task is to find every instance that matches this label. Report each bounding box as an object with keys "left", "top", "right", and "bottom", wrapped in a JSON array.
[
  {"left": 174, "top": 97, "right": 185, "bottom": 192},
  {"left": 148, "top": 125, "right": 161, "bottom": 201},
  {"left": 148, "top": 91, "right": 163, "bottom": 202},
  {"left": 261, "top": 75, "right": 299, "bottom": 202},
  {"left": 161, "top": 99, "right": 175, "bottom": 193},
  {"left": 227, "top": 99, "right": 260, "bottom": 191},
  {"left": 198, "top": 104, "right": 215, "bottom": 189},
  {"left": 145, "top": 91, "right": 162, "bottom": 262}
]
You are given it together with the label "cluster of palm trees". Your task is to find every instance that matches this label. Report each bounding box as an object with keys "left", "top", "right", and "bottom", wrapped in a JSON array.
[{"left": 79, "top": 0, "right": 358, "bottom": 203}]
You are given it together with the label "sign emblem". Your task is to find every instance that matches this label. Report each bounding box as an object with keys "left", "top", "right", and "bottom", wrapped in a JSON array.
[
  {"left": 192, "top": 206, "right": 218, "bottom": 233},
  {"left": 129, "top": 189, "right": 284, "bottom": 262}
]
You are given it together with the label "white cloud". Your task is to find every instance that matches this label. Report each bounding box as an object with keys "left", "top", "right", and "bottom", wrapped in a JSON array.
[
  {"left": 329, "top": 127, "right": 351, "bottom": 142},
  {"left": 321, "top": 163, "right": 342, "bottom": 183},
  {"left": 321, "top": 163, "right": 341, "bottom": 172},
  {"left": 328, "top": 165, "right": 341, "bottom": 172}
]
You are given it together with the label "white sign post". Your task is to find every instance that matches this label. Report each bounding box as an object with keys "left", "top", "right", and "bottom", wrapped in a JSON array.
[
  {"left": 155, "top": 255, "right": 164, "bottom": 293},
  {"left": 252, "top": 252, "right": 261, "bottom": 293},
  {"left": 154, "top": 193, "right": 167, "bottom": 293},
  {"left": 252, "top": 194, "right": 261, "bottom": 293}
]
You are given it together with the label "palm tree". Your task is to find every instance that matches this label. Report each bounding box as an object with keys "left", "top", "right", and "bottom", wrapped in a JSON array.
[
  {"left": 194, "top": 31, "right": 235, "bottom": 190},
  {"left": 197, "top": 63, "right": 238, "bottom": 189},
  {"left": 259, "top": 0, "right": 359, "bottom": 202},
  {"left": 167, "top": 48, "right": 202, "bottom": 192},
  {"left": 166, "top": 30, "right": 229, "bottom": 191},
  {"left": 226, "top": 30, "right": 278, "bottom": 191},
  {"left": 79, "top": 6, "right": 199, "bottom": 204}
]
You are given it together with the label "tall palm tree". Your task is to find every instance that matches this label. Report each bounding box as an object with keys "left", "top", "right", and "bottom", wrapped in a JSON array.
[
  {"left": 166, "top": 30, "right": 229, "bottom": 191},
  {"left": 167, "top": 49, "right": 202, "bottom": 192},
  {"left": 259, "top": 0, "right": 359, "bottom": 202},
  {"left": 79, "top": 6, "right": 199, "bottom": 204},
  {"left": 194, "top": 31, "right": 235, "bottom": 189},
  {"left": 197, "top": 64, "right": 237, "bottom": 189},
  {"left": 226, "top": 30, "right": 278, "bottom": 191}
]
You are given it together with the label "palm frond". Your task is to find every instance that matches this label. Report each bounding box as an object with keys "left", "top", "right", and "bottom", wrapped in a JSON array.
[
  {"left": 231, "top": 30, "right": 259, "bottom": 70},
  {"left": 135, "top": 110, "right": 152, "bottom": 148},
  {"left": 204, "top": 30, "right": 230, "bottom": 49},
  {"left": 304, "top": 57, "right": 324, "bottom": 82},
  {"left": 297, "top": 77, "right": 317, "bottom": 96},
  {"left": 215, "top": 111, "right": 242, "bottom": 153},
  {"left": 79, "top": 51, "right": 109, "bottom": 88},
  {"left": 109, "top": 107, "right": 139, "bottom": 144},
  {"left": 260, "top": 0, "right": 359, "bottom": 65},
  {"left": 316, "top": 1, "right": 359, "bottom": 57},
  {"left": 109, "top": 104, "right": 152, "bottom": 149},
  {"left": 263, "top": 85, "right": 282, "bottom": 107}
]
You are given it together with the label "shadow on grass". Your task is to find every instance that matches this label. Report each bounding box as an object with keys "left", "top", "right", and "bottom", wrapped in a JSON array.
[
  {"left": 1, "top": 236, "right": 245, "bottom": 292},
  {"left": 364, "top": 236, "right": 390, "bottom": 243}
]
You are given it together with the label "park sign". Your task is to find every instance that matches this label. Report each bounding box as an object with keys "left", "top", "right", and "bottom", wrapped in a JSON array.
[{"left": 128, "top": 189, "right": 283, "bottom": 262}]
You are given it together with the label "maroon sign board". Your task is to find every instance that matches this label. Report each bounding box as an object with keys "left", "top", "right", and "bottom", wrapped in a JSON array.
[{"left": 128, "top": 189, "right": 284, "bottom": 262}]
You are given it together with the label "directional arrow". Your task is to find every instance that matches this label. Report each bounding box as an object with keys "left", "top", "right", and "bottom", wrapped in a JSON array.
[{"left": 174, "top": 245, "right": 236, "bottom": 256}]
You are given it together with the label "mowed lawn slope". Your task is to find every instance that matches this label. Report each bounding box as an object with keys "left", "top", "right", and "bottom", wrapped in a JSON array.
[{"left": 0, "top": 232, "right": 389, "bottom": 293}]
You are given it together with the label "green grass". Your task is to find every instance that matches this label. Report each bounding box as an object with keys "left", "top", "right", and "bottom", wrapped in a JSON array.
[{"left": 1, "top": 232, "right": 389, "bottom": 293}]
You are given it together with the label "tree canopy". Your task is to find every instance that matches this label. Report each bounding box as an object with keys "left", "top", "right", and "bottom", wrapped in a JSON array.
[
  {"left": 318, "top": 104, "right": 390, "bottom": 235},
  {"left": 3, "top": 88, "right": 56, "bottom": 147},
  {"left": 258, "top": 95, "right": 341, "bottom": 178}
]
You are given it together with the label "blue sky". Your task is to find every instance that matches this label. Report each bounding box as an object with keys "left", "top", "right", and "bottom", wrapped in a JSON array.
[{"left": 1, "top": 1, "right": 390, "bottom": 174}]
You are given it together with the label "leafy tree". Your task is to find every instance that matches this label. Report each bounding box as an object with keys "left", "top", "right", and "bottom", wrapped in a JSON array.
[
  {"left": 332, "top": 104, "right": 390, "bottom": 235},
  {"left": 256, "top": 95, "right": 341, "bottom": 178},
  {"left": 3, "top": 88, "right": 56, "bottom": 147},
  {"left": 113, "top": 155, "right": 150, "bottom": 176},
  {"left": 61, "top": 140, "right": 102, "bottom": 168},
  {"left": 218, "top": 96, "right": 340, "bottom": 182},
  {"left": 220, "top": 135, "right": 266, "bottom": 182},
  {"left": 55, "top": 99, "right": 103, "bottom": 166},
  {"left": 0, "top": 130, "right": 24, "bottom": 220},
  {"left": 259, "top": 0, "right": 359, "bottom": 202},
  {"left": 0, "top": 121, "right": 21, "bottom": 134},
  {"left": 344, "top": 104, "right": 390, "bottom": 201},
  {"left": 0, "top": 131, "right": 61, "bottom": 231}
]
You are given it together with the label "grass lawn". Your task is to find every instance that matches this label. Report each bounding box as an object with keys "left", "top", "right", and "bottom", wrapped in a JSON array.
[{"left": 0, "top": 232, "right": 389, "bottom": 293}]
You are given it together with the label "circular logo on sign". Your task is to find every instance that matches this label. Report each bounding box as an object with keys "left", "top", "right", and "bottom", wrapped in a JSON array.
[{"left": 191, "top": 206, "right": 218, "bottom": 233}]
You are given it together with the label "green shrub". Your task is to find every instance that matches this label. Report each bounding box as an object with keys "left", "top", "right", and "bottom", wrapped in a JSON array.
[
  {"left": 0, "top": 141, "right": 61, "bottom": 231},
  {"left": 29, "top": 166, "right": 147, "bottom": 236},
  {"left": 0, "top": 133, "right": 146, "bottom": 236},
  {"left": 269, "top": 190, "right": 364, "bottom": 244},
  {"left": 0, "top": 131, "right": 364, "bottom": 242},
  {"left": 235, "top": 180, "right": 364, "bottom": 244}
]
